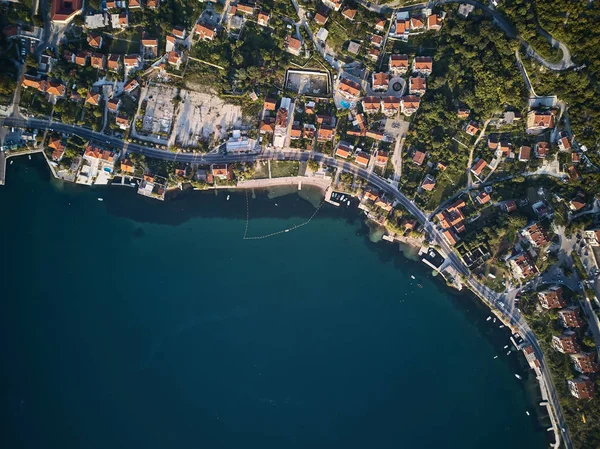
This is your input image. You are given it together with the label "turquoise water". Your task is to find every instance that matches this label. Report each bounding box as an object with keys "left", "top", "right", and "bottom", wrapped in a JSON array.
[{"left": 0, "top": 156, "right": 548, "bottom": 449}]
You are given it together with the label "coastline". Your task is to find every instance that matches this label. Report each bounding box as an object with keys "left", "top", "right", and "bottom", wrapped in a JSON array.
[{"left": 6, "top": 152, "right": 555, "bottom": 443}]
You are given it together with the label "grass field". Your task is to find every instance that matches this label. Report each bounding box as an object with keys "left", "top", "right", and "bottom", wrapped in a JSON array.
[{"left": 270, "top": 161, "right": 299, "bottom": 178}]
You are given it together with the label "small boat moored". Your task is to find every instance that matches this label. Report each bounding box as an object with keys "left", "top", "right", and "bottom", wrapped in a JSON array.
[
  {"left": 515, "top": 374, "right": 522, "bottom": 380},
  {"left": 97, "top": 198, "right": 104, "bottom": 202}
]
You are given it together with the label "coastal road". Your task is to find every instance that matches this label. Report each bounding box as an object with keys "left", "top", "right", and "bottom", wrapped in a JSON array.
[{"left": 0, "top": 115, "right": 572, "bottom": 448}]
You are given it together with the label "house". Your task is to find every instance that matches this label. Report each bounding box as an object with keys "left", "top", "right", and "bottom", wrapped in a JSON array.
[
  {"left": 458, "top": 3, "right": 475, "bottom": 17},
  {"left": 85, "top": 91, "right": 101, "bottom": 106},
  {"left": 526, "top": 110, "right": 554, "bottom": 133},
  {"left": 392, "top": 17, "right": 409, "bottom": 37},
  {"left": 355, "top": 152, "right": 370, "bottom": 167},
  {"left": 124, "top": 78, "right": 139, "bottom": 94},
  {"left": 382, "top": 96, "right": 401, "bottom": 116},
  {"left": 375, "top": 151, "right": 389, "bottom": 166},
  {"left": 172, "top": 26, "right": 186, "bottom": 40},
  {"left": 465, "top": 121, "right": 479, "bottom": 136},
  {"left": 409, "top": 76, "right": 426, "bottom": 96},
  {"left": 558, "top": 133, "right": 572, "bottom": 151},
  {"left": 342, "top": 8, "right": 357, "bottom": 21},
  {"left": 273, "top": 99, "right": 290, "bottom": 148},
  {"left": 476, "top": 192, "right": 491, "bottom": 205},
  {"left": 124, "top": 54, "right": 140, "bottom": 68},
  {"left": 147, "top": 0, "right": 158, "bottom": 8},
  {"left": 412, "top": 56, "right": 433, "bottom": 76},
  {"left": 389, "top": 54, "right": 409, "bottom": 75},
  {"left": 427, "top": 14, "right": 443, "bottom": 30},
  {"left": 285, "top": 36, "right": 302, "bottom": 56},
  {"left": 368, "top": 48, "right": 381, "bottom": 61},
  {"left": 371, "top": 34, "right": 383, "bottom": 48},
  {"left": 316, "top": 28, "right": 329, "bottom": 42},
  {"left": 584, "top": 229, "right": 600, "bottom": 246},
  {"left": 88, "top": 33, "right": 103, "bottom": 49},
  {"left": 400, "top": 95, "right": 420, "bottom": 116},
  {"left": 314, "top": 13, "right": 328, "bottom": 26},
  {"left": 257, "top": 11, "right": 270, "bottom": 27},
  {"left": 410, "top": 16, "right": 425, "bottom": 30},
  {"left": 335, "top": 143, "right": 351, "bottom": 159},
  {"left": 436, "top": 200, "right": 467, "bottom": 233},
  {"left": 508, "top": 253, "right": 538, "bottom": 279},
  {"left": 559, "top": 306, "right": 585, "bottom": 328},
  {"left": 458, "top": 108, "right": 470, "bottom": 119},
  {"left": 48, "top": 137, "right": 66, "bottom": 162},
  {"left": 167, "top": 50, "right": 182, "bottom": 68},
  {"left": 51, "top": 0, "right": 82, "bottom": 23},
  {"left": 194, "top": 23, "right": 215, "bottom": 41},
  {"left": 263, "top": 97, "right": 277, "bottom": 111},
  {"left": 412, "top": 150, "right": 426, "bottom": 166},
  {"left": 503, "top": 200, "right": 517, "bottom": 212},
  {"left": 535, "top": 141, "right": 549, "bottom": 158},
  {"left": 259, "top": 118, "right": 275, "bottom": 134},
  {"left": 522, "top": 222, "right": 549, "bottom": 247},
  {"left": 421, "top": 174, "right": 436, "bottom": 191},
  {"left": 107, "top": 98, "right": 119, "bottom": 113},
  {"left": 538, "top": 286, "right": 566, "bottom": 309},
  {"left": 372, "top": 72, "right": 389, "bottom": 91},
  {"left": 374, "top": 197, "right": 393, "bottom": 213},
  {"left": 237, "top": 3, "right": 254, "bottom": 15},
  {"left": 322, "top": 0, "right": 342, "bottom": 11},
  {"left": 211, "top": 164, "right": 231, "bottom": 180},
  {"left": 45, "top": 80, "right": 66, "bottom": 97},
  {"left": 569, "top": 193, "right": 586, "bottom": 212},
  {"left": 107, "top": 54, "right": 120, "bottom": 71},
  {"left": 116, "top": 114, "right": 129, "bottom": 129},
  {"left": 362, "top": 96, "right": 381, "bottom": 114},
  {"left": 519, "top": 146, "right": 531, "bottom": 162},
  {"left": 113, "top": 11, "right": 128, "bottom": 29},
  {"left": 568, "top": 165, "right": 580, "bottom": 180},
  {"left": 443, "top": 230, "right": 459, "bottom": 246},
  {"left": 303, "top": 124, "right": 316, "bottom": 139},
  {"left": 174, "top": 164, "right": 189, "bottom": 177},
  {"left": 347, "top": 42, "right": 361, "bottom": 56},
  {"left": 471, "top": 159, "right": 487, "bottom": 177},
  {"left": 120, "top": 159, "right": 134, "bottom": 173},
  {"left": 338, "top": 78, "right": 361, "bottom": 99},
  {"left": 568, "top": 376, "right": 595, "bottom": 399},
  {"left": 571, "top": 353, "right": 598, "bottom": 374},
  {"left": 166, "top": 35, "right": 176, "bottom": 52},
  {"left": 75, "top": 51, "right": 88, "bottom": 66},
  {"left": 90, "top": 53, "right": 105, "bottom": 70},
  {"left": 128, "top": 0, "right": 141, "bottom": 8},
  {"left": 497, "top": 141, "right": 511, "bottom": 158},
  {"left": 290, "top": 125, "right": 302, "bottom": 139},
  {"left": 572, "top": 152, "right": 581, "bottom": 164},
  {"left": 375, "top": 18, "right": 387, "bottom": 32},
  {"left": 552, "top": 331, "right": 580, "bottom": 354},
  {"left": 317, "top": 125, "right": 335, "bottom": 142},
  {"left": 83, "top": 146, "right": 115, "bottom": 167},
  {"left": 366, "top": 130, "right": 384, "bottom": 141}
]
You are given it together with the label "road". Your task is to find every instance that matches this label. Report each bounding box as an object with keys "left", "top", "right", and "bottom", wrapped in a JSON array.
[{"left": 0, "top": 115, "right": 572, "bottom": 448}]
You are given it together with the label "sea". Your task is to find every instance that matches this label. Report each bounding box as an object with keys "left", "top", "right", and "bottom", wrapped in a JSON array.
[{"left": 0, "top": 155, "right": 548, "bottom": 449}]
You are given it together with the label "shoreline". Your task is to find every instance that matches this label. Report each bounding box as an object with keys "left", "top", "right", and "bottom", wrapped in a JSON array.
[{"left": 6, "top": 152, "right": 555, "bottom": 442}]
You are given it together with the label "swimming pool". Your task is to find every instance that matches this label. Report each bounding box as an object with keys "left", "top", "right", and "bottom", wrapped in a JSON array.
[{"left": 340, "top": 100, "right": 351, "bottom": 109}]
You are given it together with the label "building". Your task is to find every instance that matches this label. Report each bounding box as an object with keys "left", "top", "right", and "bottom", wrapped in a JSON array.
[
  {"left": 552, "top": 331, "right": 580, "bottom": 354},
  {"left": 559, "top": 306, "right": 585, "bottom": 329},
  {"left": 342, "top": 8, "right": 357, "bottom": 21},
  {"left": 285, "top": 36, "right": 302, "bottom": 56},
  {"left": 257, "top": 11, "right": 270, "bottom": 27},
  {"left": 48, "top": 137, "right": 66, "bottom": 162},
  {"left": 522, "top": 222, "right": 549, "bottom": 247},
  {"left": 526, "top": 110, "right": 554, "bottom": 134},
  {"left": 382, "top": 96, "right": 401, "bottom": 116},
  {"left": 362, "top": 96, "right": 381, "bottom": 114},
  {"left": 338, "top": 78, "right": 361, "bottom": 99},
  {"left": 535, "top": 141, "right": 549, "bottom": 158},
  {"left": 412, "top": 56, "right": 433, "bottom": 76},
  {"left": 263, "top": 98, "right": 277, "bottom": 111},
  {"left": 508, "top": 253, "right": 538, "bottom": 279},
  {"left": 124, "top": 78, "right": 139, "bottom": 94},
  {"left": 476, "top": 192, "right": 491, "bottom": 205},
  {"left": 421, "top": 174, "right": 436, "bottom": 191},
  {"left": 85, "top": 91, "right": 101, "bottom": 106},
  {"left": 503, "top": 200, "right": 517, "bottom": 213},
  {"left": 389, "top": 54, "right": 409, "bottom": 75},
  {"left": 226, "top": 130, "right": 254, "bottom": 153},
  {"left": 107, "top": 54, "right": 120, "bottom": 71},
  {"left": 372, "top": 72, "right": 389, "bottom": 91},
  {"left": 51, "top": 0, "right": 82, "bottom": 23},
  {"left": 314, "top": 13, "right": 328, "bottom": 26},
  {"left": 571, "top": 353, "right": 598, "bottom": 374},
  {"left": 355, "top": 152, "right": 370, "bottom": 167},
  {"left": 273, "top": 97, "right": 291, "bottom": 148},
  {"left": 116, "top": 114, "right": 129, "bottom": 130},
  {"left": 409, "top": 76, "right": 426, "bottom": 96},
  {"left": 465, "top": 121, "right": 479, "bottom": 136},
  {"left": 124, "top": 54, "right": 140, "bottom": 69},
  {"left": 90, "top": 53, "right": 105, "bottom": 70},
  {"left": 83, "top": 146, "right": 115, "bottom": 170},
  {"left": 371, "top": 34, "right": 383, "bottom": 48},
  {"left": 172, "top": 26, "right": 186, "bottom": 40},
  {"left": 558, "top": 133, "right": 572, "bottom": 151},
  {"left": 570, "top": 193, "right": 586, "bottom": 212},
  {"left": 538, "top": 286, "right": 566, "bottom": 309},
  {"left": 322, "top": 0, "right": 342, "bottom": 11},
  {"left": 412, "top": 150, "right": 426, "bottom": 166},
  {"left": 317, "top": 125, "right": 335, "bottom": 142},
  {"left": 584, "top": 229, "right": 600, "bottom": 247},
  {"left": 194, "top": 23, "right": 215, "bottom": 41},
  {"left": 568, "top": 376, "right": 595, "bottom": 399},
  {"left": 443, "top": 230, "right": 458, "bottom": 246},
  {"left": 211, "top": 164, "right": 230, "bottom": 181},
  {"left": 107, "top": 98, "right": 120, "bottom": 113},
  {"left": 400, "top": 95, "right": 420, "bottom": 116},
  {"left": 375, "top": 18, "right": 387, "bottom": 32},
  {"left": 88, "top": 33, "right": 103, "bottom": 49},
  {"left": 335, "top": 143, "right": 351, "bottom": 159},
  {"left": 427, "top": 14, "right": 443, "bottom": 31},
  {"left": 519, "top": 146, "right": 531, "bottom": 162},
  {"left": 120, "top": 159, "right": 134, "bottom": 173},
  {"left": 375, "top": 151, "right": 389, "bottom": 166},
  {"left": 471, "top": 159, "right": 487, "bottom": 177},
  {"left": 129, "top": 0, "right": 141, "bottom": 8}
]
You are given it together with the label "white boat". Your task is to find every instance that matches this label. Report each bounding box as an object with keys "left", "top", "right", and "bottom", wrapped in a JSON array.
[
  {"left": 97, "top": 198, "right": 104, "bottom": 202},
  {"left": 506, "top": 350, "right": 511, "bottom": 355},
  {"left": 411, "top": 275, "right": 416, "bottom": 280},
  {"left": 10, "top": 160, "right": 13, "bottom": 165},
  {"left": 347, "top": 201, "right": 350, "bottom": 206},
  {"left": 284, "top": 229, "right": 289, "bottom": 233},
  {"left": 227, "top": 195, "right": 230, "bottom": 201},
  {"left": 515, "top": 374, "right": 522, "bottom": 380},
  {"left": 493, "top": 318, "right": 496, "bottom": 323},
  {"left": 494, "top": 356, "right": 498, "bottom": 359},
  {"left": 486, "top": 316, "right": 491, "bottom": 321},
  {"left": 526, "top": 411, "right": 530, "bottom": 416},
  {"left": 504, "top": 345, "right": 509, "bottom": 349},
  {"left": 499, "top": 325, "right": 504, "bottom": 328},
  {"left": 130, "top": 182, "right": 136, "bottom": 186},
  {"left": 28, "top": 155, "right": 31, "bottom": 160}
]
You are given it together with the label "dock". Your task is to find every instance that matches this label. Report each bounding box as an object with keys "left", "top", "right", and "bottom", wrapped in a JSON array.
[{"left": 0, "top": 151, "right": 5, "bottom": 185}]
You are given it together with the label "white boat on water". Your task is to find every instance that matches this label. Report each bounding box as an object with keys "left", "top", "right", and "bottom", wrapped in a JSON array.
[
  {"left": 227, "top": 195, "right": 230, "bottom": 201},
  {"left": 494, "top": 356, "right": 498, "bottom": 359},
  {"left": 493, "top": 318, "right": 496, "bottom": 323},
  {"left": 28, "top": 155, "right": 31, "bottom": 160},
  {"left": 411, "top": 275, "right": 416, "bottom": 280},
  {"left": 347, "top": 200, "right": 350, "bottom": 206},
  {"left": 97, "top": 198, "right": 104, "bottom": 202},
  {"left": 515, "top": 374, "right": 522, "bottom": 380},
  {"left": 526, "top": 411, "right": 530, "bottom": 416},
  {"left": 10, "top": 160, "right": 13, "bottom": 165},
  {"left": 486, "top": 316, "right": 491, "bottom": 321},
  {"left": 506, "top": 350, "right": 512, "bottom": 355},
  {"left": 499, "top": 325, "right": 504, "bottom": 328},
  {"left": 504, "top": 345, "right": 509, "bottom": 349}
]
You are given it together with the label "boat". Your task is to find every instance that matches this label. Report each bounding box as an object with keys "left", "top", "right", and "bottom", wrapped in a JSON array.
[
  {"left": 526, "top": 411, "right": 530, "bottom": 416},
  {"left": 130, "top": 182, "right": 136, "bottom": 186},
  {"left": 347, "top": 200, "right": 350, "bottom": 206},
  {"left": 493, "top": 318, "right": 496, "bottom": 323},
  {"left": 284, "top": 229, "right": 289, "bottom": 233},
  {"left": 411, "top": 275, "right": 416, "bottom": 280},
  {"left": 504, "top": 345, "right": 509, "bottom": 349},
  {"left": 97, "top": 198, "right": 104, "bottom": 202},
  {"left": 515, "top": 374, "right": 522, "bottom": 380},
  {"left": 227, "top": 195, "right": 230, "bottom": 201},
  {"left": 486, "top": 316, "right": 491, "bottom": 321},
  {"left": 28, "top": 155, "right": 31, "bottom": 160},
  {"left": 506, "top": 350, "right": 512, "bottom": 355},
  {"left": 417, "top": 284, "right": 422, "bottom": 288},
  {"left": 275, "top": 203, "right": 278, "bottom": 207},
  {"left": 10, "top": 160, "right": 13, "bottom": 165},
  {"left": 499, "top": 325, "right": 504, "bottom": 328},
  {"left": 493, "top": 356, "right": 498, "bottom": 359}
]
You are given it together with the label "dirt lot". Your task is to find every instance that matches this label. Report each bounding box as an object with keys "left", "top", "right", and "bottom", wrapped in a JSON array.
[
  {"left": 141, "top": 85, "right": 177, "bottom": 136},
  {"left": 173, "top": 90, "right": 247, "bottom": 147}
]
